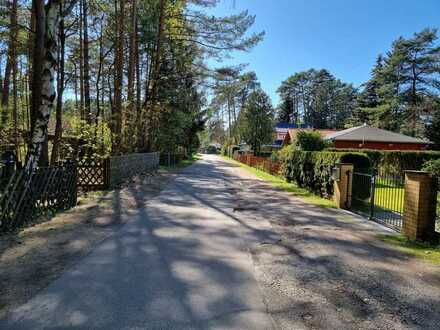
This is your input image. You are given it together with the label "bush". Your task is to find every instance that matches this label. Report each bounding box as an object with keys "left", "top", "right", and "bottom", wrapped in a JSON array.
[
  {"left": 422, "top": 159, "right": 440, "bottom": 176},
  {"left": 280, "top": 146, "right": 370, "bottom": 197},
  {"left": 328, "top": 149, "right": 440, "bottom": 173},
  {"left": 221, "top": 144, "right": 239, "bottom": 157},
  {"left": 295, "top": 131, "right": 330, "bottom": 151},
  {"left": 270, "top": 151, "right": 279, "bottom": 162}
]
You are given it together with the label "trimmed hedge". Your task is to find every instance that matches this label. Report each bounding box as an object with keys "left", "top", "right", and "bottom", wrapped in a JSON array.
[
  {"left": 280, "top": 146, "right": 370, "bottom": 198},
  {"left": 328, "top": 149, "right": 440, "bottom": 173}
]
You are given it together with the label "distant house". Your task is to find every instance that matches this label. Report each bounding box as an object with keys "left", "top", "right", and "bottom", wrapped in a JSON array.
[
  {"left": 325, "top": 125, "right": 431, "bottom": 151},
  {"left": 282, "top": 128, "right": 339, "bottom": 146},
  {"left": 275, "top": 123, "right": 312, "bottom": 147}
]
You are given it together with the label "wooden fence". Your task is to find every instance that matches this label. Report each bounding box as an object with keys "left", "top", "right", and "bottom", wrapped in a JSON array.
[
  {"left": 159, "top": 153, "right": 185, "bottom": 167},
  {"left": 0, "top": 153, "right": 160, "bottom": 231},
  {"left": 77, "top": 158, "right": 110, "bottom": 191},
  {"left": 78, "top": 152, "right": 160, "bottom": 190},
  {"left": 233, "top": 154, "right": 281, "bottom": 176},
  {"left": 0, "top": 162, "right": 77, "bottom": 231}
]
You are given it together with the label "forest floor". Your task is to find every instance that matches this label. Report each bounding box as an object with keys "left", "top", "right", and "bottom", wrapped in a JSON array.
[{"left": 0, "top": 166, "right": 183, "bottom": 320}]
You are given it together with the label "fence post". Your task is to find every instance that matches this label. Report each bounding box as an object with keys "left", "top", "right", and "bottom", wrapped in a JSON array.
[
  {"left": 402, "top": 171, "right": 437, "bottom": 242},
  {"left": 103, "top": 158, "right": 111, "bottom": 189},
  {"left": 72, "top": 161, "right": 78, "bottom": 207},
  {"left": 369, "top": 171, "right": 376, "bottom": 220},
  {"left": 333, "top": 163, "right": 354, "bottom": 209}
]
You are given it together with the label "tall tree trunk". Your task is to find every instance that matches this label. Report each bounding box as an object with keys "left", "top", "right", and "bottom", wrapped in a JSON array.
[
  {"left": 51, "top": 3, "right": 66, "bottom": 164},
  {"left": 125, "top": 0, "right": 137, "bottom": 151},
  {"left": 29, "top": 0, "right": 46, "bottom": 166},
  {"left": 410, "top": 62, "right": 418, "bottom": 137},
  {"left": 2, "top": 0, "right": 18, "bottom": 129},
  {"left": 149, "top": 0, "right": 165, "bottom": 104},
  {"left": 0, "top": 53, "right": 3, "bottom": 101},
  {"left": 82, "top": 0, "right": 91, "bottom": 124},
  {"left": 146, "top": 0, "right": 166, "bottom": 151},
  {"left": 94, "top": 17, "right": 104, "bottom": 147},
  {"left": 135, "top": 21, "right": 142, "bottom": 151},
  {"left": 28, "top": 5, "right": 36, "bottom": 133},
  {"left": 27, "top": 0, "right": 77, "bottom": 171},
  {"left": 95, "top": 19, "right": 104, "bottom": 125},
  {"left": 79, "top": 1, "right": 85, "bottom": 121},
  {"left": 112, "top": 0, "right": 124, "bottom": 154},
  {"left": 10, "top": 0, "right": 18, "bottom": 161},
  {"left": 73, "top": 62, "right": 78, "bottom": 109}
]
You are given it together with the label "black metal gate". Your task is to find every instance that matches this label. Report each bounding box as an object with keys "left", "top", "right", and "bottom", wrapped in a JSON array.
[{"left": 351, "top": 169, "right": 404, "bottom": 231}]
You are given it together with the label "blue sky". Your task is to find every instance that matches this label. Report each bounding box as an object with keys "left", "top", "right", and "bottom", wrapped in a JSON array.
[{"left": 206, "top": 0, "right": 440, "bottom": 105}]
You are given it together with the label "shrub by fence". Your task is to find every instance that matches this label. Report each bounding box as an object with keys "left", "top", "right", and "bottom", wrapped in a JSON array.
[
  {"left": 328, "top": 149, "right": 440, "bottom": 173},
  {"left": 0, "top": 162, "right": 77, "bottom": 231},
  {"left": 281, "top": 147, "right": 371, "bottom": 198},
  {"left": 233, "top": 154, "right": 281, "bottom": 176}
]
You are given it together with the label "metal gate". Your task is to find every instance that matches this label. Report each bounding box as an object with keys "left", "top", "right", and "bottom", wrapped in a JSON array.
[{"left": 351, "top": 169, "right": 404, "bottom": 231}]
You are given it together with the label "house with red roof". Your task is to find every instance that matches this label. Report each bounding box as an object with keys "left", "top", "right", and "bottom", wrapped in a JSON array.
[{"left": 324, "top": 125, "right": 431, "bottom": 151}]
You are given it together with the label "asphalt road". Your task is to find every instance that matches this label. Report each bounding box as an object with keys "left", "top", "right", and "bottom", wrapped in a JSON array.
[
  {"left": 2, "top": 155, "right": 440, "bottom": 329},
  {"left": 0, "top": 155, "right": 278, "bottom": 329}
]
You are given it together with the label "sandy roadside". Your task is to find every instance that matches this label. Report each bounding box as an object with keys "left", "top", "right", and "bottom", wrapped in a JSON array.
[{"left": 0, "top": 168, "right": 180, "bottom": 319}]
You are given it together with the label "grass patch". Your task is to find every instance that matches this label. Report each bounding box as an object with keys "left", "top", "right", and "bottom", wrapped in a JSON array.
[
  {"left": 379, "top": 234, "right": 440, "bottom": 265},
  {"left": 223, "top": 156, "right": 336, "bottom": 209}
]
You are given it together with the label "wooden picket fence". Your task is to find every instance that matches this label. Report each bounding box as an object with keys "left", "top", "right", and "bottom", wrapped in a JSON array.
[
  {"left": 233, "top": 153, "right": 281, "bottom": 176},
  {"left": 0, "top": 153, "right": 160, "bottom": 232},
  {"left": 0, "top": 162, "right": 77, "bottom": 231}
]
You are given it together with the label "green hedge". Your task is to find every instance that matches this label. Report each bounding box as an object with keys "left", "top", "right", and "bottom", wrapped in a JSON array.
[
  {"left": 280, "top": 146, "right": 370, "bottom": 198},
  {"left": 328, "top": 149, "right": 440, "bottom": 173}
]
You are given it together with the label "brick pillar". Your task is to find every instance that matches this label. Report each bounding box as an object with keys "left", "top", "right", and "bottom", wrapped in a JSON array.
[
  {"left": 333, "top": 163, "right": 354, "bottom": 209},
  {"left": 403, "top": 171, "right": 438, "bottom": 242}
]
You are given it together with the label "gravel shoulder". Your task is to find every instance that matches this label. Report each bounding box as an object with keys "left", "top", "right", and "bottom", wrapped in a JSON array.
[{"left": 0, "top": 169, "right": 179, "bottom": 319}]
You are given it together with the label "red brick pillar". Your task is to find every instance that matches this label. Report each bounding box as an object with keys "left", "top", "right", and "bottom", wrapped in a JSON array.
[{"left": 403, "top": 171, "right": 438, "bottom": 242}]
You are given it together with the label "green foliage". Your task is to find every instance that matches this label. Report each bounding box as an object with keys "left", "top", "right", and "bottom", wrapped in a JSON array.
[
  {"left": 330, "top": 149, "right": 440, "bottom": 173},
  {"left": 425, "top": 102, "right": 440, "bottom": 150},
  {"left": 226, "top": 156, "right": 336, "bottom": 208},
  {"left": 70, "top": 117, "right": 112, "bottom": 159},
  {"left": 269, "top": 151, "right": 279, "bottom": 162},
  {"left": 349, "top": 28, "right": 440, "bottom": 137},
  {"left": 295, "top": 130, "right": 330, "bottom": 151},
  {"left": 238, "top": 89, "right": 274, "bottom": 154},
  {"left": 220, "top": 139, "right": 239, "bottom": 157},
  {"left": 422, "top": 159, "right": 440, "bottom": 177},
  {"left": 276, "top": 69, "right": 357, "bottom": 129},
  {"left": 280, "top": 146, "right": 370, "bottom": 197}
]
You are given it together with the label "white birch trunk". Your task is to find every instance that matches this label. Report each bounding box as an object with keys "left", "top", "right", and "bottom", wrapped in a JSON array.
[{"left": 26, "top": 0, "right": 77, "bottom": 172}]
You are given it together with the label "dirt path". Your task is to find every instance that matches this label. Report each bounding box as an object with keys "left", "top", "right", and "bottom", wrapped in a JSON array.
[{"left": 0, "top": 169, "right": 179, "bottom": 320}]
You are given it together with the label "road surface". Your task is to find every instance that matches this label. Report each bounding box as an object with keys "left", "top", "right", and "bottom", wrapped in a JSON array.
[{"left": 1, "top": 155, "right": 440, "bottom": 329}]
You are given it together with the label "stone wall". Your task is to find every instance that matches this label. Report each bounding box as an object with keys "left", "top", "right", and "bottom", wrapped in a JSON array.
[{"left": 109, "top": 152, "right": 159, "bottom": 187}]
